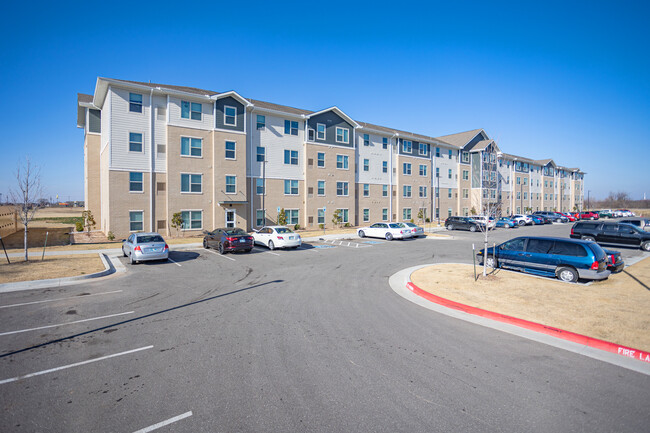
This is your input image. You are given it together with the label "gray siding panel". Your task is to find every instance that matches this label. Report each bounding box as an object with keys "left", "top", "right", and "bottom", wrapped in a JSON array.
[
  {"left": 398, "top": 138, "right": 430, "bottom": 158},
  {"left": 307, "top": 111, "right": 354, "bottom": 148},
  {"left": 215, "top": 97, "right": 245, "bottom": 132},
  {"left": 89, "top": 109, "right": 101, "bottom": 133}
]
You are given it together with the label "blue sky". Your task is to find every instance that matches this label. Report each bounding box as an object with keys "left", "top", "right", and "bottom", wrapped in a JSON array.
[{"left": 1, "top": 1, "right": 648, "bottom": 201}]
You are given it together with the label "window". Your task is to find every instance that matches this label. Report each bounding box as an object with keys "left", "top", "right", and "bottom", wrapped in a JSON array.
[
  {"left": 225, "top": 175, "right": 236, "bottom": 194},
  {"left": 403, "top": 208, "right": 412, "bottom": 220},
  {"left": 363, "top": 134, "right": 370, "bottom": 146},
  {"left": 523, "top": 177, "right": 528, "bottom": 185},
  {"left": 463, "top": 207, "right": 469, "bottom": 216},
  {"left": 317, "top": 209, "right": 325, "bottom": 224},
  {"left": 181, "top": 101, "right": 202, "bottom": 120},
  {"left": 286, "top": 209, "right": 299, "bottom": 225},
  {"left": 382, "top": 137, "right": 388, "bottom": 149},
  {"left": 524, "top": 192, "right": 528, "bottom": 200},
  {"left": 256, "top": 210, "right": 265, "bottom": 226},
  {"left": 382, "top": 161, "right": 388, "bottom": 173},
  {"left": 403, "top": 163, "right": 412, "bottom": 175},
  {"left": 336, "top": 181, "right": 349, "bottom": 196},
  {"left": 129, "top": 211, "right": 143, "bottom": 231},
  {"left": 225, "top": 141, "right": 236, "bottom": 159},
  {"left": 180, "top": 174, "right": 202, "bottom": 193},
  {"left": 363, "top": 209, "right": 370, "bottom": 222},
  {"left": 448, "top": 149, "right": 452, "bottom": 159},
  {"left": 550, "top": 181, "right": 553, "bottom": 187},
  {"left": 256, "top": 115, "right": 265, "bottom": 129},
  {"left": 284, "top": 150, "right": 299, "bottom": 165},
  {"left": 448, "top": 169, "right": 452, "bottom": 179},
  {"left": 435, "top": 147, "right": 440, "bottom": 157},
  {"left": 435, "top": 167, "right": 440, "bottom": 178},
  {"left": 402, "top": 140, "right": 412, "bottom": 153},
  {"left": 337, "top": 209, "right": 349, "bottom": 223},
  {"left": 462, "top": 170, "right": 469, "bottom": 180},
  {"left": 316, "top": 123, "right": 326, "bottom": 140},
  {"left": 382, "top": 185, "right": 388, "bottom": 197},
  {"left": 181, "top": 137, "right": 202, "bottom": 157},
  {"left": 317, "top": 180, "right": 325, "bottom": 195},
  {"left": 461, "top": 152, "right": 470, "bottom": 163},
  {"left": 448, "top": 188, "right": 452, "bottom": 198},
  {"left": 463, "top": 188, "right": 469, "bottom": 199},
  {"left": 550, "top": 241, "right": 587, "bottom": 257},
  {"left": 448, "top": 208, "right": 453, "bottom": 217},
  {"left": 382, "top": 208, "right": 388, "bottom": 221},
  {"left": 129, "top": 172, "right": 143, "bottom": 192},
  {"left": 181, "top": 210, "right": 202, "bottom": 230},
  {"left": 363, "top": 159, "right": 369, "bottom": 171},
  {"left": 517, "top": 192, "right": 521, "bottom": 199},
  {"left": 419, "top": 142, "right": 427, "bottom": 155},
  {"left": 419, "top": 186, "right": 427, "bottom": 198},
  {"left": 317, "top": 152, "right": 325, "bottom": 168},
  {"left": 224, "top": 105, "right": 236, "bottom": 126},
  {"left": 336, "top": 127, "right": 349, "bottom": 143},
  {"left": 403, "top": 185, "right": 412, "bottom": 198},
  {"left": 284, "top": 179, "right": 299, "bottom": 195},
  {"left": 129, "top": 132, "right": 143, "bottom": 152},
  {"left": 256, "top": 146, "right": 265, "bottom": 162},
  {"left": 419, "top": 164, "right": 427, "bottom": 176},
  {"left": 363, "top": 184, "right": 369, "bottom": 197},
  {"left": 516, "top": 176, "right": 521, "bottom": 185},
  {"left": 284, "top": 120, "right": 299, "bottom": 135},
  {"left": 129, "top": 93, "right": 143, "bottom": 113},
  {"left": 336, "top": 154, "right": 349, "bottom": 169},
  {"left": 501, "top": 238, "right": 525, "bottom": 251},
  {"left": 435, "top": 187, "right": 439, "bottom": 198},
  {"left": 256, "top": 178, "right": 264, "bottom": 195}
]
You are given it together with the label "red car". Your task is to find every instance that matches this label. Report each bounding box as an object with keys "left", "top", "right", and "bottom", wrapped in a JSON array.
[
  {"left": 577, "top": 211, "right": 599, "bottom": 220},
  {"left": 560, "top": 212, "right": 576, "bottom": 222}
]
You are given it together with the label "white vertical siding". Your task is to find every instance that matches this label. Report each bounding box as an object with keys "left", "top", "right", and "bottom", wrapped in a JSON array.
[
  {"left": 153, "top": 94, "right": 167, "bottom": 173},
  {"left": 434, "top": 148, "right": 458, "bottom": 188},
  {"left": 249, "top": 113, "right": 304, "bottom": 180},
  {"left": 357, "top": 132, "right": 391, "bottom": 185},
  {"left": 110, "top": 87, "right": 151, "bottom": 171}
]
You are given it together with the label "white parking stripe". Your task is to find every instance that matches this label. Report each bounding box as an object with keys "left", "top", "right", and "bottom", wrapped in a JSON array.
[
  {"left": 167, "top": 258, "right": 182, "bottom": 267},
  {"left": 132, "top": 411, "right": 193, "bottom": 433},
  {"left": 0, "top": 311, "right": 134, "bottom": 337},
  {"left": 0, "top": 345, "right": 153, "bottom": 385},
  {"left": 204, "top": 249, "right": 236, "bottom": 261},
  {"left": 0, "top": 290, "right": 123, "bottom": 309},
  {"left": 265, "top": 251, "right": 280, "bottom": 256}
]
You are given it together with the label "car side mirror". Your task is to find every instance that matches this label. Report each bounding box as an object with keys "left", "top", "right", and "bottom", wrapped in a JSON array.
[{"left": 121, "top": 239, "right": 126, "bottom": 242}]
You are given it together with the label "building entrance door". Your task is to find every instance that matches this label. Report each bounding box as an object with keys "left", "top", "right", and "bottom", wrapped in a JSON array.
[{"left": 225, "top": 209, "right": 236, "bottom": 228}]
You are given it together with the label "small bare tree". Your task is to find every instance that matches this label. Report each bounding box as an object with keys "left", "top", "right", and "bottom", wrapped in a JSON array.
[{"left": 10, "top": 158, "right": 44, "bottom": 261}]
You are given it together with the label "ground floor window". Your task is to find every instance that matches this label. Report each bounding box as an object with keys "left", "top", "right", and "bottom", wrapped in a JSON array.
[
  {"left": 463, "top": 207, "right": 469, "bottom": 216},
  {"left": 337, "top": 208, "right": 349, "bottom": 223},
  {"left": 517, "top": 207, "right": 521, "bottom": 213},
  {"left": 181, "top": 210, "right": 202, "bottom": 230},
  {"left": 435, "top": 208, "right": 440, "bottom": 219},
  {"left": 286, "top": 209, "right": 299, "bottom": 225},
  {"left": 448, "top": 208, "right": 452, "bottom": 217},
  {"left": 382, "top": 208, "right": 388, "bottom": 221},
  {"left": 129, "top": 211, "right": 143, "bottom": 231},
  {"left": 363, "top": 208, "right": 369, "bottom": 222},
  {"left": 403, "top": 208, "right": 412, "bottom": 221},
  {"left": 256, "top": 210, "right": 265, "bottom": 227},
  {"left": 317, "top": 209, "right": 325, "bottom": 224}
]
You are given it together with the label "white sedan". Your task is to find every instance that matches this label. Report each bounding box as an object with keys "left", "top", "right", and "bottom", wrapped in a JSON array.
[
  {"left": 397, "top": 222, "right": 425, "bottom": 237},
  {"left": 252, "top": 226, "right": 301, "bottom": 250},
  {"left": 357, "top": 222, "right": 413, "bottom": 240}
]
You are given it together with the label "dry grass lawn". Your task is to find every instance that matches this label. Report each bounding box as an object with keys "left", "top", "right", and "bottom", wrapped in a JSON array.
[
  {"left": 411, "top": 257, "right": 650, "bottom": 351},
  {"left": 0, "top": 254, "right": 105, "bottom": 284}
]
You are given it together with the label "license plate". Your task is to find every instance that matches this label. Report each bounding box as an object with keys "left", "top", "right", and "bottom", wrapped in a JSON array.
[
  {"left": 146, "top": 248, "right": 161, "bottom": 253},
  {"left": 239, "top": 239, "right": 245, "bottom": 243},
  {"left": 289, "top": 236, "right": 294, "bottom": 240}
]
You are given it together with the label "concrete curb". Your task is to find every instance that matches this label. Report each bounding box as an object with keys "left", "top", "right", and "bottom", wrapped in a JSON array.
[
  {"left": 0, "top": 253, "right": 125, "bottom": 294},
  {"left": 389, "top": 265, "right": 650, "bottom": 375}
]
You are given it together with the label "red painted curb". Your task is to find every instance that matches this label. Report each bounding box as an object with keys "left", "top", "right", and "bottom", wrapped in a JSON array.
[{"left": 406, "top": 281, "right": 650, "bottom": 364}]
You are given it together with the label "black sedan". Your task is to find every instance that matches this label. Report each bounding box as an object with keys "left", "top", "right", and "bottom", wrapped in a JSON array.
[{"left": 203, "top": 228, "right": 254, "bottom": 254}]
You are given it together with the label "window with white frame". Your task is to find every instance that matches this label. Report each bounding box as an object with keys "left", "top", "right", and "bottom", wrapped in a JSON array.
[
  {"left": 129, "top": 172, "right": 143, "bottom": 192},
  {"left": 402, "top": 140, "right": 412, "bottom": 153},
  {"left": 435, "top": 167, "right": 440, "bottom": 178},
  {"left": 448, "top": 188, "right": 452, "bottom": 198},
  {"left": 317, "top": 180, "right": 325, "bottom": 195},
  {"left": 435, "top": 147, "right": 440, "bottom": 157},
  {"left": 448, "top": 149, "right": 453, "bottom": 159},
  {"left": 284, "top": 179, "right": 299, "bottom": 195},
  {"left": 461, "top": 151, "right": 470, "bottom": 163},
  {"left": 363, "top": 208, "right": 369, "bottom": 222},
  {"left": 382, "top": 137, "right": 388, "bottom": 149},
  {"left": 363, "top": 159, "right": 369, "bottom": 171},
  {"left": 462, "top": 170, "right": 469, "bottom": 180},
  {"left": 463, "top": 188, "right": 469, "bottom": 198},
  {"left": 403, "top": 185, "right": 412, "bottom": 198},
  {"left": 181, "top": 137, "right": 202, "bottom": 157},
  {"left": 403, "top": 208, "right": 412, "bottom": 220},
  {"left": 181, "top": 101, "right": 202, "bottom": 120},
  {"left": 383, "top": 185, "right": 388, "bottom": 197},
  {"left": 363, "top": 183, "right": 369, "bottom": 197},
  {"left": 181, "top": 174, "right": 202, "bottom": 193},
  {"left": 382, "top": 161, "right": 388, "bottom": 173},
  {"left": 403, "top": 163, "right": 411, "bottom": 175},
  {"left": 284, "top": 120, "right": 298, "bottom": 135},
  {"left": 419, "top": 164, "right": 427, "bottom": 176},
  {"left": 256, "top": 115, "right": 265, "bottom": 129},
  {"left": 419, "top": 142, "right": 427, "bottom": 155},
  {"left": 435, "top": 187, "right": 439, "bottom": 198},
  {"left": 129, "top": 211, "right": 143, "bottom": 231},
  {"left": 256, "top": 146, "right": 265, "bottom": 162},
  {"left": 382, "top": 208, "right": 388, "bottom": 221},
  {"left": 316, "top": 123, "right": 326, "bottom": 140},
  {"left": 286, "top": 209, "right": 299, "bottom": 225},
  {"left": 129, "top": 93, "right": 143, "bottom": 113},
  {"left": 419, "top": 186, "right": 427, "bottom": 198},
  {"left": 317, "top": 208, "right": 325, "bottom": 224},
  {"left": 448, "top": 208, "right": 453, "bottom": 217},
  {"left": 129, "top": 132, "right": 143, "bottom": 152},
  {"left": 256, "top": 178, "right": 264, "bottom": 195},
  {"left": 336, "top": 154, "right": 349, "bottom": 169},
  {"left": 224, "top": 105, "right": 236, "bottom": 126},
  {"left": 284, "top": 150, "right": 298, "bottom": 165},
  {"left": 225, "top": 141, "right": 236, "bottom": 159},
  {"left": 448, "top": 169, "right": 452, "bottom": 179},
  {"left": 336, "top": 181, "right": 349, "bottom": 196},
  {"left": 256, "top": 210, "right": 265, "bottom": 226},
  {"left": 363, "top": 134, "right": 370, "bottom": 146},
  {"left": 225, "top": 175, "right": 236, "bottom": 194},
  {"left": 181, "top": 210, "right": 202, "bottom": 230},
  {"left": 317, "top": 152, "right": 325, "bottom": 167},
  {"left": 337, "top": 208, "right": 349, "bottom": 223},
  {"left": 336, "top": 127, "right": 349, "bottom": 144},
  {"left": 463, "top": 207, "right": 469, "bottom": 216}
]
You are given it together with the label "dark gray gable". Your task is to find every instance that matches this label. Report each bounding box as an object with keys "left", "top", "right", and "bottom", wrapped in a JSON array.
[
  {"left": 398, "top": 138, "right": 430, "bottom": 158},
  {"left": 215, "top": 96, "right": 245, "bottom": 132},
  {"left": 307, "top": 111, "right": 354, "bottom": 148},
  {"left": 463, "top": 131, "right": 488, "bottom": 151}
]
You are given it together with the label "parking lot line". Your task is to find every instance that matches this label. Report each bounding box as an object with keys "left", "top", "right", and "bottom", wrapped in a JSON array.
[
  {"left": 167, "top": 258, "right": 182, "bottom": 267},
  {"left": 0, "top": 311, "right": 134, "bottom": 337},
  {"left": 132, "top": 411, "right": 193, "bottom": 433},
  {"left": 0, "top": 345, "right": 153, "bottom": 385},
  {"left": 0, "top": 290, "right": 123, "bottom": 310},
  {"left": 265, "top": 251, "right": 280, "bottom": 256},
  {"left": 204, "top": 249, "right": 236, "bottom": 261}
]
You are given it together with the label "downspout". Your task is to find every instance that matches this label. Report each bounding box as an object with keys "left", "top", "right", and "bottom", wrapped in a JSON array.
[
  {"left": 213, "top": 101, "right": 217, "bottom": 230},
  {"left": 149, "top": 88, "right": 154, "bottom": 232},
  {"left": 390, "top": 133, "right": 398, "bottom": 222},
  {"left": 249, "top": 107, "right": 254, "bottom": 230}
]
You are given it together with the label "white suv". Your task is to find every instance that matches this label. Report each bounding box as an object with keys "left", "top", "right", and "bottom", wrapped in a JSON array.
[{"left": 471, "top": 215, "right": 496, "bottom": 229}]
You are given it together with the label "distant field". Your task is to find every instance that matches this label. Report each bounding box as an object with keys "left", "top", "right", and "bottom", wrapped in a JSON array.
[{"left": 35, "top": 207, "right": 84, "bottom": 218}]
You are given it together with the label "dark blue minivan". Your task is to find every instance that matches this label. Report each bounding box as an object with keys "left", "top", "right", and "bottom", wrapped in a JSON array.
[{"left": 477, "top": 236, "right": 611, "bottom": 282}]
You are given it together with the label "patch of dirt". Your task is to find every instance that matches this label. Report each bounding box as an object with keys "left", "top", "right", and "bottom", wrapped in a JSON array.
[{"left": 0, "top": 254, "right": 105, "bottom": 283}]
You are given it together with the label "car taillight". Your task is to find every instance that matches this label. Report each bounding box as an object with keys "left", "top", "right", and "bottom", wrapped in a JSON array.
[
  {"left": 226, "top": 237, "right": 237, "bottom": 242},
  {"left": 591, "top": 261, "right": 599, "bottom": 270},
  {"left": 277, "top": 236, "right": 284, "bottom": 240},
  {"left": 570, "top": 228, "right": 574, "bottom": 235},
  {"left": 134, "top": 246, "right": 141, "bottom": 252},
  {"left": 164, "top": 244, "right": 169, "bottom": 250},
  {"left": 248, "top": 237, "right": 253, "bottom": 241},
  {"left": 610, "top": 254, "right": 616, "bottom": 264}
]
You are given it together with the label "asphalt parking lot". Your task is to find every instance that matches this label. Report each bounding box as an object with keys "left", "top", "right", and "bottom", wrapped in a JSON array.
[{"left": 1, "top": 222, "right": 649, "bottom": 432}]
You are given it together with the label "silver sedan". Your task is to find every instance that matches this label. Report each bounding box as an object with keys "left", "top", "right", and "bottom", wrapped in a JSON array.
[{"left": 122, "top": 232, "right": 169, "bottom": 264}]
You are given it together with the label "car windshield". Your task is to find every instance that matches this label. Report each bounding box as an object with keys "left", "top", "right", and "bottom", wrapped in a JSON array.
[
  {"left": 388, "top": 223, "right": 401, "bottom": 228},
  {"left": 404, "top": 223, "right": 417, "bottom": 227},
  {"left": 275, "top": 228, "right": 293, "bottom": 234},
  {"left": 224, "top": 228, "right": 246, "bottom": 235},
  {"left": 137, "top": 235, "right": 164, "bottom": 243}
]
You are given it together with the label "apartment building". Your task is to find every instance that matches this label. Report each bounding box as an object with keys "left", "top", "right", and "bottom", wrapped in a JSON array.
[{"left": 77, "top": 77, "right": 585, "bottom": 238}]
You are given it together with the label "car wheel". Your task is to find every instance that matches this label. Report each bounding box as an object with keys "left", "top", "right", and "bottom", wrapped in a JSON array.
[
  {"left": 590, "top": 217, "right": 594, "bottom": 220},
  {"left": 446, "top": 224, "right": 453, "bottom": 231},
  {"left": 122, "top": 247, "right": 127, "bottom": 257},
  {"left": 268, "top": 240, "right": 275, "bottom": 250},
  {"left": 642, "top": 241, "right": 650, "bottom": 252},
  {"left": 469, "top": 225, "right": 477, "bottom": 232},
  {"left": 505, "top": 224, "right": 510, "bottom": 229},
  {"left": 582, "top": 236, "right": 595, "bottom": 242},
  {"left": 358, "top": 230, "right": 365, "bottom": 238},
  {"left": 486, "top": 256, "right": 498, "bottom": 268},
  {"left": 556, "top": 266, "right": 578, "bottom": 283},
  {"left": 203, "top": 239, "right": 209, "bottom": 249},
  {"left": 518, "top": 220, "right": 524, "bottom": 226},
  {"left": 129, "top": 253, "right": 136, "bottom": 265},
  {"left": 385, "top": 233, "right": 393, "bottom": 241},
  {"left": 219, "top": 242, "right": 225, "bottom": 254},
  {"left": 531, "top": 221, "right": 536, "bottom": 225}
]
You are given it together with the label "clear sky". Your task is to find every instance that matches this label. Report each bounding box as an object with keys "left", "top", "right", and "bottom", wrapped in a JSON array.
[{"left": 1, "top": 0, "right": 648, "bottom": 201}]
